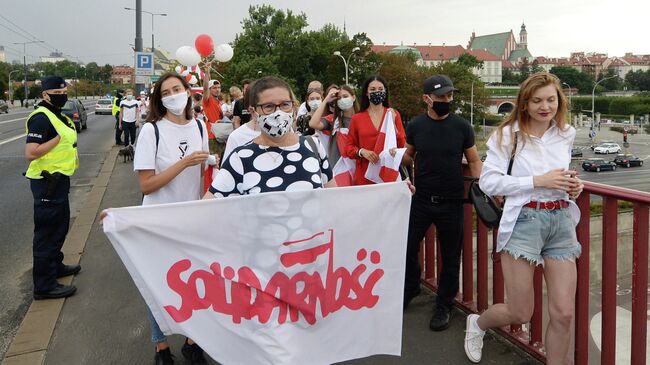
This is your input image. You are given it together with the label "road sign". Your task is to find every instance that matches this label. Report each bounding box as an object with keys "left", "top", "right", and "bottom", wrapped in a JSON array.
[
  {"left": 135, "top": 52, "right": 154, "bottom": 76},
  {"left": 151, "top": 75, "right": 160, "bottom": 82},
  {"left": 135, "top": 75, "right": 151, "bottom": 84}
]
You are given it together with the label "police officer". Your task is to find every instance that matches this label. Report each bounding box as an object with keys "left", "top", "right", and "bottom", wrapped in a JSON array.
[
  {"left": 25, "top": 76, "right": 80, "bottom": 300},
  {"left": 112, "top": 89, "right": 124, "bottom": 145}
]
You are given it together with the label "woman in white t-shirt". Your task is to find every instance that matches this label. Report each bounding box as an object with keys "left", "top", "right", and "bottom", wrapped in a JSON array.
[{"left": 132, "top": 72, "right": 211, "bottom": 364}]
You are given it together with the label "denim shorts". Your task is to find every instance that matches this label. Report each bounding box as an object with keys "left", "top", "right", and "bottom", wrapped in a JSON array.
[{"left": 503, "top": 207, "right": 581, "bottom": 266}]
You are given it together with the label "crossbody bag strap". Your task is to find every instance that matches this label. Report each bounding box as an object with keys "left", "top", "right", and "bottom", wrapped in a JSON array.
[{"left": 506, "top": 129, "right": 517, "bottom": 175}]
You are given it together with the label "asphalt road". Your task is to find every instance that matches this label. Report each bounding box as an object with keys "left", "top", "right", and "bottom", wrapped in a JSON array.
[
  {"left": 570, "top": 127, "right": 650, "bottom": 193},
  {"left": 0, "top": 99, "right": 116, "bottom": 361}
]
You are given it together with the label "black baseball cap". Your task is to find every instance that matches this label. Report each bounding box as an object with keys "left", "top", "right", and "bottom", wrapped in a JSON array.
[
  {"left": 41, "top": 76, "right": 67, "bottom": 91},
  {"left": 423, "top": 75, "right": 458, "bottom": 96}
]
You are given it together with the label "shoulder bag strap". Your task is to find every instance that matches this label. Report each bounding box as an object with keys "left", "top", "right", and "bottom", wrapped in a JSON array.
[{"left": 506, "top": 130, "right": 517, "bottom": 175}]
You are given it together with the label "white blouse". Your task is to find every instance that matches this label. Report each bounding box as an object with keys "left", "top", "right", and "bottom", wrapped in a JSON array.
[{"left": 479, "top": 121, "right": 580, "bottom": 251}]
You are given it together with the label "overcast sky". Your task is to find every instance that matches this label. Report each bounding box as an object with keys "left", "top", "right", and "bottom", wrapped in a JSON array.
[{"left": 1, "top": 0, "right": 648, "bottom": 66}]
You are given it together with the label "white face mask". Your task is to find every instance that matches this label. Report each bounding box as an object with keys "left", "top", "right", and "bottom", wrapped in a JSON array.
[
  {"left": 308, "top": 100, "right": 321, "bottom": 110},
  {"left": 257, "top": 110, "right": 293, "bottom": 138},
  {"left": 126, "top": 94, "right": 134, "bottom": 101},
  {"left": 337, "top": 97, "right": 354, "bottom": 111},
  {"left": 161, "top": 92, "right": 188, "bottom": 115}
]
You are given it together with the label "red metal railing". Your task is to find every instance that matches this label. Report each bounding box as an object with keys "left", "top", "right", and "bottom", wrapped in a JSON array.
[{"left": 420, "top": 176, "right": 649, "bottom": 364}]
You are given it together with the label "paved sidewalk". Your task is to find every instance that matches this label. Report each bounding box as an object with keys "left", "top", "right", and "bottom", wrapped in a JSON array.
[{"left": 6, "top": 151, "right": 540, "bottom": 365}]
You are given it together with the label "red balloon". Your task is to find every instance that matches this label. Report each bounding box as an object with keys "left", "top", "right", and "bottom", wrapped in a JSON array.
[{"left": 195, "top": 34, "right": 214, "bottom": 57}]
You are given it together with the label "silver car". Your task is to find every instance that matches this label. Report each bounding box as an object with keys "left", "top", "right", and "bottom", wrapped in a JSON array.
[{"left": 94, "top": 98, "right": 113, "bottom": 115}]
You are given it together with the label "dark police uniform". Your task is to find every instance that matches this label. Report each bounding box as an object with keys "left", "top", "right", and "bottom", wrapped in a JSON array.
[{"left": 25, "top": 76, "right": 80, "bottom": 299}]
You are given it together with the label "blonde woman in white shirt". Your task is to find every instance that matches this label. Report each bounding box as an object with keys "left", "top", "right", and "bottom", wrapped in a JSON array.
[{"left": 464, "top": 73, "right": 583, "bottom": 365}]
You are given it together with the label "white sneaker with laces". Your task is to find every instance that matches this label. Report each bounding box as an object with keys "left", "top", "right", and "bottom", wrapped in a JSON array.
[{"left": 464, "top": 314, "right": 484, "bottom": 363}]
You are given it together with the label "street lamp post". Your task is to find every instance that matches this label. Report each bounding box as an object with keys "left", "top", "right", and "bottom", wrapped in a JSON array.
[
  {"left": 124, "top": 7, "right": 166, "bottom": 54},
  {"left": 591, "top": 75, "right": 617, "bottom": 131},
  {"left": 13, "top": 40, "right": 44, "bottom": 106},
  {"left": 8, "top": 70, "right": 19, "bottom": 105},
  {"left": 562, "top": 82, "right": 572, "bottom": 125},
  {"left": 333, "top": 47, "right": 360, "bottom": 85},
  {"left": 470, "top": 80, "right": 474, "bottom": 127}
]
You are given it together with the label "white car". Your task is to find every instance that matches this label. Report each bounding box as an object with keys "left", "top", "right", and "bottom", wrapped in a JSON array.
[
  {"left": 594, "top": 143, "right": 621, "bottom": 154},
  {"left": 94, "top": 98, "right": 113, "bottom": 115}
]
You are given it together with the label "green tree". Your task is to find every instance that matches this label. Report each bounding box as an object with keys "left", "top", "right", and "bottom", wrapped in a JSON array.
[
  {"left": 375, "top": 52, "right": 424, "bottom": 121},
  {"left": 28, "top": 84, "right": 41, "bottom": 99},
  {"left": 501, "top": 68, "right": 519, "bottom": 84},
  {"left": 457, "top": 53, "right": 483, "bottom": 70},
  {"left": 597, "top": 68, "right": 622, "bottom": 91},
  {"left": 549, "top": 66, "right": 594, "bottom": 94},
  {"left": 518, "top": 58, "right": 531, "bottom": 81},
  {"left": 625, "top": 69, "right": 650, "bottom": 91}
]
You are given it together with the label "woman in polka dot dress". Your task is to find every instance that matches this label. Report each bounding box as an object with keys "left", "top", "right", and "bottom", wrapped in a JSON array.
[{"left": 204, "top": 76, "right": 335, "bottom": 198}]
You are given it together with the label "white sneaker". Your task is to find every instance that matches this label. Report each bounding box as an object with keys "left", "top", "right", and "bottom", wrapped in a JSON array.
[{"left": 464, "top": 314, "right": 484, "bottom": 363}]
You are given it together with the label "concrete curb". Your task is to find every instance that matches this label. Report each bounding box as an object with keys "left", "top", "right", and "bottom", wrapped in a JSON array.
[{"left": 2, "top": 146, "right": 120, "bottom": 365}]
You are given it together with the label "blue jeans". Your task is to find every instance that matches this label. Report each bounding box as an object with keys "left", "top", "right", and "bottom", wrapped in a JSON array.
[
  {"left": 503, "top": 206, "right": 581, "bottom": 266},
  {"left": 147, "top": 308, "right": 167, "bottom": 343}
]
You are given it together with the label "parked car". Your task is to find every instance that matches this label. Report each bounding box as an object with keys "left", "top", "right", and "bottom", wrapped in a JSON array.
[
  {"left": 613, "top": 154, "right": 644, "bottom": 168},
  {"left": 571, "top": 148, "right": 583, "bottom": 158},
  {"left": 95, "top": 98, "right": 113, "bottom": 115},
  {"left": 582, "top": 158, "right": 617, "bottom": 172},
  {"left": 0, "top": 100, "right": 8, "bottom": 113},
  {"left": 590, "top": 140, "right": 614, "bottom": 150},
  {"left": 594, "top": 143, "right": 621, "bottom": 154},
  {"left": 61, "top": 99, "right": 88, "bottom": 132}
]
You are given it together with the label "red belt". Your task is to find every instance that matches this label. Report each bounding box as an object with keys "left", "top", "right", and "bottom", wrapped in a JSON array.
[{"left": 524, "top": 200, "right": 569, "bottom": 210}]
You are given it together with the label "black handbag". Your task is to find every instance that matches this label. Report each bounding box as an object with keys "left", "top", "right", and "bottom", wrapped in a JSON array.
[{"left": 469, "top": 131, "right": 517, "bottom": 229}]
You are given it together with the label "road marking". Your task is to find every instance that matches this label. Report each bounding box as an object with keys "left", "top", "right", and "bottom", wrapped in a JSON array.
[
  {"left": 0, "top": 133, "right": 26, "bottom": 146},
  {"left": 0, "top": 112, "right": 95, "bottom": 147},
  {"left": 0, "top": 117, "right": 28, "bottom": 125},
  {"left": 590, "top": 306, "right": 650, "bottom": 363}
]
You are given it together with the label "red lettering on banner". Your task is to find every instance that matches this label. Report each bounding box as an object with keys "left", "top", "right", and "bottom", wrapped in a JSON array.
[{"left": 163, "top": 230, "right": 384, "bottom": 325}]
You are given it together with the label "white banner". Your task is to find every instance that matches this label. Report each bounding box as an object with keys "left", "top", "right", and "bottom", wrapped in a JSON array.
[{"left": 103, "top": 182, "right": 411, "bottom": 365}]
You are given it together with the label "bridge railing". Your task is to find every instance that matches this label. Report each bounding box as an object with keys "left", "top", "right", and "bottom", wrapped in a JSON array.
[{"left": 419, "top": 170, "right": 649, "bottom": 364}]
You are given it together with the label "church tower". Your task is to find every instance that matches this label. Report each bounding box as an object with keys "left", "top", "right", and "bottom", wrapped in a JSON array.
[{"left": 519, "top": 23, "right": 528, "bottom": 50}]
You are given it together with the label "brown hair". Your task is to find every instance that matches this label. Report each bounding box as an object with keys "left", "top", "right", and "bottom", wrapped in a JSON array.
[
  {"left": 248, "top": 76, "right": 292, "bottom": 110},
  {"left": 496, "top": 72, "right": 569, "bottom": 145},
  {"left": 146, "top": 72, "right": 193, "bottom": 123},
  {"left": 333, "top": 84, "right": 358, "bottom": 127}
]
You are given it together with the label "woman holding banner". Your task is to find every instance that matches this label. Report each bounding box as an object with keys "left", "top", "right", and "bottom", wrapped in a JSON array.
[
  {"left": 204, "top": 76, "right": 335, "bottom": 198},
  {"left": 344, "top": 75, "right": 407, "bottom": 186},
  {"left": 133, "top": 72, "right": 212, "bottom": 365}
]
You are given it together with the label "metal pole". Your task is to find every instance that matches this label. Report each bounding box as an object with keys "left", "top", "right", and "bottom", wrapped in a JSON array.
[
  {"left": 151, "top": 13, "right": 155, "bottom": 53},
  {"left": 592, "top": 75, "right": 617, "bottom": 132},
  {"left": 470, "top": 81, "right": 474, "bottom": 127},
  {"left": 134, "top": 0, "right": 144, "bottom": 94}
]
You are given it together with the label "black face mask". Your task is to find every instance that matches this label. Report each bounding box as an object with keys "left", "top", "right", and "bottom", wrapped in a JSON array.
[
  {"left": 369, "top": 91, "right": 386, "bottom": 105},
  {"left": 431, "top": 101, "right": 451, "bottom": 116},
  {"left": 47, "top": 93, "right": 68, "bottom": 108}
]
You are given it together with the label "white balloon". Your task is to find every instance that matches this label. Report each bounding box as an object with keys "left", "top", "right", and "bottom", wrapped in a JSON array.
[
  {"left": 174, "top": 65, "right": 182, "bottom": 73},
  {"left": 175, "top": 46, "right": 201, "bottom": 66},
  {"left": 189, "top": 75, "right": 198, "bottom": 85},
  {"left": 214, "top": 43, "right": 234, "bottom": 62},
  {"left": 181, "top": 69, "right": 190, "bottom": 76}
]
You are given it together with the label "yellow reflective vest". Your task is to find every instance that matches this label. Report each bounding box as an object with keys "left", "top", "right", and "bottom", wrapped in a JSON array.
[
  {"left": 25, "top": 107, "right": 79, "bottom": 179},
  {"left": 112, "top": 97, "right": 120, "bottom": 116}
]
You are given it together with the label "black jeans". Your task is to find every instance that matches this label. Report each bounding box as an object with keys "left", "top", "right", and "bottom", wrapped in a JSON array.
[
  {"left": 405, "top": 194, "right": 464, "bottom": 308},
  {"left": 115, "top": 114, "right": 123, "bottom": 145},
  {"left": 122, "top": 122, "right": 137, "bottom": 146},
  {"left": 30, "top": 176, "right": 71, "bottom": 293}
]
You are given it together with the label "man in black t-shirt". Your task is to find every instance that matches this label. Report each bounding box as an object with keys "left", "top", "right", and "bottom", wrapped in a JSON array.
[{"left": 403, "top": 75, "right": 482, "bottom": 332}]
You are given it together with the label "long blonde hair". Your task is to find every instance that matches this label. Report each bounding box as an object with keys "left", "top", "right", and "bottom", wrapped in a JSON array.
[{"left": 497, "top": 72, "right": 569, "bottom": 145}]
